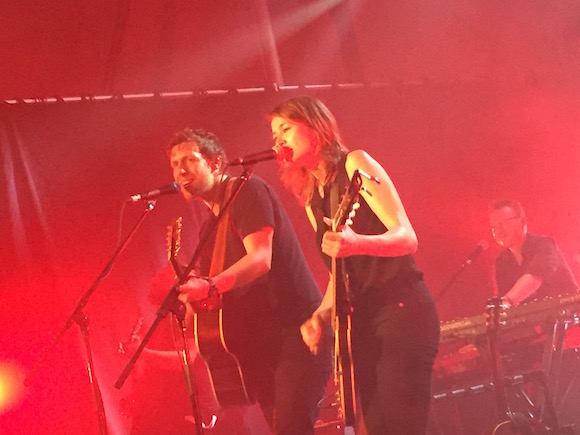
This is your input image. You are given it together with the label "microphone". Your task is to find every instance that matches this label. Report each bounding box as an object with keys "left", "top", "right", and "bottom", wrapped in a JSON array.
[
  {"left": 435, "top": 239, "right": 490, "bottom": 302},
  {"left": 229, "top": 145, "right": 293, "bottom": 166},
  {"left": 128, "top": 181, "right": 181, "bottom": 202},
  {"left": 464, "top": 240, "right": 490, "bottom": 266}
]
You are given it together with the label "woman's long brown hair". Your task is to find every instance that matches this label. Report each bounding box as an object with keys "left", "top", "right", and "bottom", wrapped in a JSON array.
[{"left": 269, "top": 96, "right": 348, "bottom": 205}]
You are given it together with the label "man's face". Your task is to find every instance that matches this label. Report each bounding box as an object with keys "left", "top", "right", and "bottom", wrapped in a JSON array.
[
  {"left": 169, "top": 141, "right": 216, "bottom": 200},
  {"left": 489, "top": 206, "right": 526, "bottom": 248}
]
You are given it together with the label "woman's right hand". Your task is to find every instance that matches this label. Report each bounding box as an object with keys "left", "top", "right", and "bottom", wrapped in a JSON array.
[{"left": 300, "top": 314, "right": 325, "bottom": 355}]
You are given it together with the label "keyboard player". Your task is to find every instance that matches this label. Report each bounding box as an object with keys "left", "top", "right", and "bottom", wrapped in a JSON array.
[
  {"left": 488, "top": 199, "right": 579, "bottom": 418},
  {"left": 488, "top": 199, "right": 578, "bottom": 305}
]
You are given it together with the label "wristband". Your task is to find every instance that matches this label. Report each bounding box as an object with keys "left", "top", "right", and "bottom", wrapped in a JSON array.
[{"left": 205, "top": 277, "right": 219, "bottom": 299}]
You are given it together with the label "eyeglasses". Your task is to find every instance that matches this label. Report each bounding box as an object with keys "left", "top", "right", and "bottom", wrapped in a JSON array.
[{"left": 490, "top": 216, "right": 520, "bottom": 236}]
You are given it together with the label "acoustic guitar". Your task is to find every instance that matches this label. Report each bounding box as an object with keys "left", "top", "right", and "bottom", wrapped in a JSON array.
[{"left": 167, "top": 217, "right": 252, "bottom": 407}]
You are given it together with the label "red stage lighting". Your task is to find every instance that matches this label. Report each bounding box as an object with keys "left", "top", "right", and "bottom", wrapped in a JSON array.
[{"left": 0, "top": 362, "right": 25, "bottom": 413}]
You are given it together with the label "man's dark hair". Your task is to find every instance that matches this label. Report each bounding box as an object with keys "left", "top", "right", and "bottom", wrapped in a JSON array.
[
  {"left": 169, "top": 128, "right": 228, "bottom": 167},
  {"left": 489, "top": 198, "right": 526, "bottom": 218}
]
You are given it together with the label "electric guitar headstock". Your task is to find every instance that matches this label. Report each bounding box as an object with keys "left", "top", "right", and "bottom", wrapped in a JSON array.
[
  {"left": 485, "top": 296, "right": 508, "bottom": 331},
  {"left": 331, "top": 170, "right": 366, "bottom": 233}
]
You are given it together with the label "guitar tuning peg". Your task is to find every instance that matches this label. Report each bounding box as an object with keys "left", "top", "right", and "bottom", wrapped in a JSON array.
[{"left": 360, "top": 187, "right": 372, "bottom": 196}]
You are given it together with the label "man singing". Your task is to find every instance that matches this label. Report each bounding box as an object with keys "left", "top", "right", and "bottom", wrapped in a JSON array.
[{"left": 165, "top": 128, "right": 331, "bottom": 434}]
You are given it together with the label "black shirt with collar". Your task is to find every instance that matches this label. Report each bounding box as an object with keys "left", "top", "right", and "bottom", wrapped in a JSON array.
[{"left": 494, "top": 233, "right": 578, "bottom": 302}]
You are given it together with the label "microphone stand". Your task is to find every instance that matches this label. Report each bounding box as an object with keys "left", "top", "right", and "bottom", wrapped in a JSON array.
[
  {"left": 24, "top": 199, "right": 160, "bottom": 435},
  {"left": 434, "top": 255, "right": 478, "bottom": 303},
  {"left": 115, "top": 167, "right": 254, "bottom": 435}
]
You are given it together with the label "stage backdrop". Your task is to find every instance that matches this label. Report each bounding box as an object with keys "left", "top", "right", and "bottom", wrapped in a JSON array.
[{"left": 1, "top": 83, "right": 579, "bottom": 434}]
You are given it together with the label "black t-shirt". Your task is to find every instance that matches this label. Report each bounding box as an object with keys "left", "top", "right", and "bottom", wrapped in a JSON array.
[
  {"left": 494, "top": 233, "right": 578, "bottom": 302},
  {"left": 197, "top": 176, "right": 322, "bottom": 353}
]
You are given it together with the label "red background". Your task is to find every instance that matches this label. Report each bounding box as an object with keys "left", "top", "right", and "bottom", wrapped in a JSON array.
[{"left": 1, "top": 1, "right": 579, "bottom": 433}]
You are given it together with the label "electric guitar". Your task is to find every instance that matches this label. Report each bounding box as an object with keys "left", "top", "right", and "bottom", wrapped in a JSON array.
[
  {"left": 167, "top": 217, "right": 252, "bottom": 407},
  {"left": 330, "top": 170, "right": 364, "bottom": 427}
]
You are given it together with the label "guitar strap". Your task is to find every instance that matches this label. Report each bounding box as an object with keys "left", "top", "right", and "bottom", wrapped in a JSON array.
[
  {"left": 330, "top": 155, "right": 349, "bottom": 224},
  {"left": 330, "top": 154, "right": 350, "bottom": 223},
  {"left": 209, "top": 177, "right": 235, "bottom": 277},
  {"left": 330, "top": 176, "right": 340, "bottom": 229},
  {"left": 330, "top": 159, "right": 353, "bottom": 302}
]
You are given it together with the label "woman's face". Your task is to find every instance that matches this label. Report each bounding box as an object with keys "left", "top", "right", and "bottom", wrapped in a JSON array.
[{"left": 271, "top": 116, "right": 319, "bottom": 169}]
